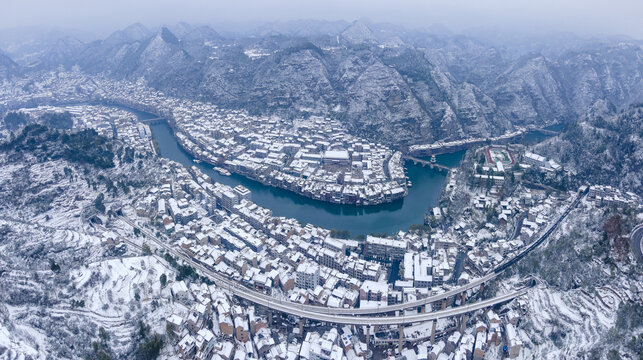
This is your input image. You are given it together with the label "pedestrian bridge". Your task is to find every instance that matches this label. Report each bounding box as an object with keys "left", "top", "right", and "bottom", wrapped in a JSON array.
[
  {"left": 139, "top": 117, "right": 165, "bottom": 125},
  {"left": 403, "top": 156, "right": 452, "bottom": 172}
]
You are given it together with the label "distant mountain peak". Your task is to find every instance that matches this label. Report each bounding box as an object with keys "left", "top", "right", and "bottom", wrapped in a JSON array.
[
  {"left": 123, "top": 23, "right": 149, "bottom": 37},
  {"left": 340, "top": 20, "right": 376, "bottom": 44},
  {"left": 166, "top": 22, "right": 194, "bottom": 37},
  {"left": 104, "top": 23, "right": 151, "bottom": 45},
  {"left": 160, "top": 27, "right": 180, "bottom": 45},
  {"left": 182, "top": 25, "right": 221, "bottom": 42}
]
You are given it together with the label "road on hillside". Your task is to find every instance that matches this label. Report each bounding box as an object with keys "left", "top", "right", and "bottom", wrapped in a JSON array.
[{"left": 631, "top": 224, "right": 643, "bottom": 263}]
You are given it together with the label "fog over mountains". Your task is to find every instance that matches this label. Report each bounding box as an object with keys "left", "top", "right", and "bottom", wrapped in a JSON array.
[{"left": 1, "top": 20, "right": 641, "bottom": 146}]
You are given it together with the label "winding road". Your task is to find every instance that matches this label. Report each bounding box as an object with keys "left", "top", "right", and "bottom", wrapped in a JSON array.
[{"left": 630, "top": 224, "right": 643, "bottom": 264}]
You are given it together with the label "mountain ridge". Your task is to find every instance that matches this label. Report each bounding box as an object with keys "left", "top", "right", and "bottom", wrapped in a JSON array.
[{"left": 2, "top": 22, "right": 641, "bottom": 147}]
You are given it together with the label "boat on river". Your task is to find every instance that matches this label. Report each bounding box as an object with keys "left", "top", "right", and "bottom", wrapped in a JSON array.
[{"left": 214, "top": 167, "right": 231, "bottom": 176}]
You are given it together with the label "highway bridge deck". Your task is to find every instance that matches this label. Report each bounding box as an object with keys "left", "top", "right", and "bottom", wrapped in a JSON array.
[{"left": 114, "top": 189, "right": 585, "bottom": 324}]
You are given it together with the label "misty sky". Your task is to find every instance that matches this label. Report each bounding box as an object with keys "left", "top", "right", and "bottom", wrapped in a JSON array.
[{"left": 3, "top": 0, "right": 642, "bottom": 39}]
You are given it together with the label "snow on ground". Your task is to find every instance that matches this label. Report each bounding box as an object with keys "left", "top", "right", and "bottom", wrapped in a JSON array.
[
  {"left": 0, "top": 319, "right": 46, "bottom": 360},
  {"left": 518, "top": 285, "right": 618, "bottom": 359},
  {"left": 0, "top": 304, "right": 55, "bottom": 360},
  {"left": 26, "top": 161, "right": 59, "bottom": 185},
  {"left": 71, "top": 256, "right": 173, "bottom": 317},
  {"left": 146, "top": 301, "right": 189, "bottom": 340},
  {"left": 60, "top": 229, "right": 100, "bottom": 248},
  {"left": 37, "top": 206, "right": 84, "bottom": 231},
  {"left": 0, "top": 219, "right": 99, "bottom": 266},
  {"left": 0, "top": 158, "right": 91, "bottom": 231},
  {"left": 0, "top": 162, "right": 23, "bottom": 183}
]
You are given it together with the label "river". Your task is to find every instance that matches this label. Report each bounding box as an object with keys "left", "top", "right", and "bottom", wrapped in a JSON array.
[
  {"left": 147, "top": 120, "right": 462, "bottom": 236},
  {"left": 127, "top": 105, "right": 556, "bottom": 236},
  {"left": 18, "top": 102, "right": 556, "bottom": 236}
]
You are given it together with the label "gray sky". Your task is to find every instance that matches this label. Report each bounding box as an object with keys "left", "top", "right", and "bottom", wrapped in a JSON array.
[{"left": 3, "top": 0, "right": 642, "bottom": 39}]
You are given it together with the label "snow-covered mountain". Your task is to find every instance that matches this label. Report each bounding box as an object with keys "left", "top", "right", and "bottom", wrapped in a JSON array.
[{"left": 2, "top": 22, "right": 642, "bottom": 147}]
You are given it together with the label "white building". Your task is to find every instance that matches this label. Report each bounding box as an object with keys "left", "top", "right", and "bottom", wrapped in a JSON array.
[
  {"left": 234, "top": 185, "right": 252, "bottom": 201},
  {"left": 522, "top": 152, "right": 546, "bottom": 167},
  {"left": 296, "top": 261, "right": 320, "bottom": 289},
  {"left": 364, "top": 236, "right": 407, "bottom": 261},
  {"left": 323, "top": 150, "right": 350, "bottom": 165}
]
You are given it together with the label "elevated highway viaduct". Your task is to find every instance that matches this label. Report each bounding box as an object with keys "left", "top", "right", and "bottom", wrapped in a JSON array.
[{"left": 114, "top": 189, "right": 583, "bottom": 330}]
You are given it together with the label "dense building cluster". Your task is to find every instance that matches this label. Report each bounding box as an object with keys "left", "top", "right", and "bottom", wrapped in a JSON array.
[
  {"left": 587, "top": 184, "right": 640, "bottom": 208},
  {"left": 0, "top": 70, "right": 407, "bottom": 205},
  {"left": 93, "top": 76, "right": 408, "bottom": 205},
  {"left": 2, "top": 69, "right": 641, "bottom": 360},
  {"left": 122, "top": 155, "right": 571, "bottom": 359},
  {"left": 173, "top": 112, "right": 408, "bottom": 205}
]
